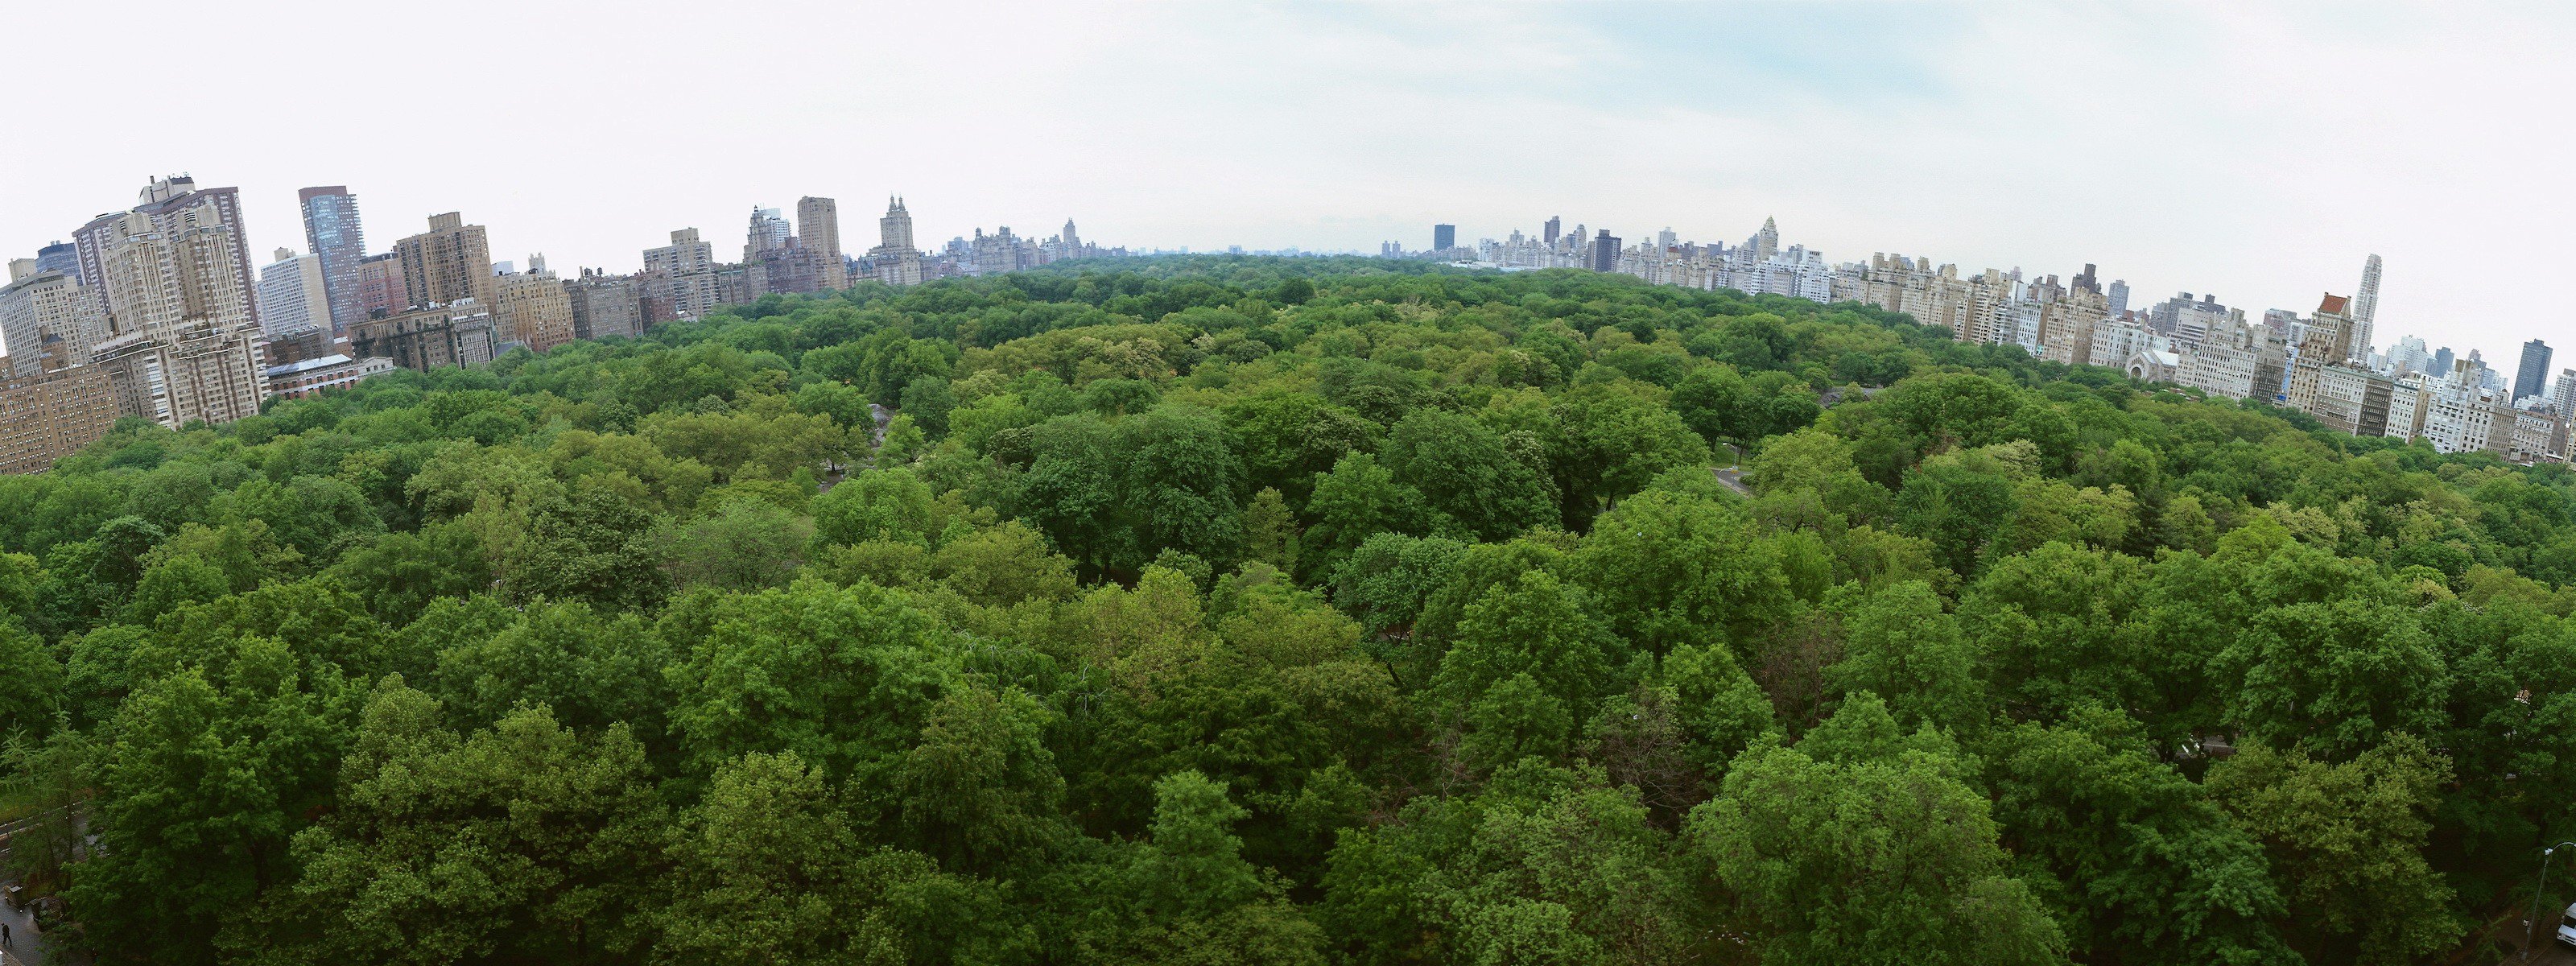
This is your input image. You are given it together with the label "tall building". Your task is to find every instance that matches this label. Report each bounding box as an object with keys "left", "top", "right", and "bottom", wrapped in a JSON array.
[
  {"left": 2433, "top": 345, "right": 2455, "bottom": 375},
  {"left": 869, "top": 198, "right": 923, "bottom": 287},
  {"left": 355, "top": 253, "right": 407, "bottom": 320},
  {"left": 797, "top": 196, "right": 848, "bottom": 290},
  {"left": 492, "top": 255, "right": 575, "bottom": 353},
  {"left": 1, "top": 259, "right": 106, "bottom": 378},
  {"left": 2516, "top": 339, "right": 2553, "bottom": 402},
  {"left": 2351, "top": 254, "right": 2382, "bottom": 363},
  {"left": 1433, "top": 224, "right": 1456, "bottom": 251},
  {"left": 34, "top": 242, "right": 79, "bottom": 283},
  {"left": 1751, "top": 217, "right": 1779, "bottom": 260},
  {"left": 85, "top": 208, "right": 270, "bottom": 427},
  {"left": 745, "top": 207, "right": 791, "bottom": 260},
  {"left": 1542, "top": 217, "right": 1561, "bottom": 246},
  {"left": 1590, "top": 230, "right": 1622, "bottom": 273},
  {"left": 2107, "top": 279, "right": 2130, "bottom": 316},
  {"left": 2553, "top": 369, "right": 2576, "bottom": 421},
  {"left": 644, "top": 229, "right": 725, "bottom": 317},
  {"left": 394, "top": 213, "right": 495, "bottom": 308},
  {"left": 2282, "top": 293, "right": 2355, "bottom": 414},
  {"left": 74, "top": 175, "right": 258, "bottom": 328},
  {"left": 255, "top": 247, "right": 329, "bottom": 338},
  {"left": 876, "top": 197, "right": 915, "bottom": 254},
  {"left": 297, "top": 187, "right": 367, "bottom": 337}
]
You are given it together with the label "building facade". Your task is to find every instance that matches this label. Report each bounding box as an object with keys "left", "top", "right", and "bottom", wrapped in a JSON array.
[
  {"left": 0, "top": 364, "right": 118, "bottom": 474},
  {"left": 85, "top": 206, "right": 270, "bottom": 428},
  {"left": 1, "top": 259, "right": 106, "bottom": 379},
  {"left": 492, "top": 257, "right": 576, "bottom": 352},
  {"left": 394, "top": 212, "right": 496, "bottom": 308},
  {"left": 565, "top": 270, "right": 644, "bottom": 340},
  {"left": 256, "top": 247, "right": 330, "bottom": 337},
  {"left": 351, "top": 300, "right": 500, "bottom": 372},
  {"left": 74, "top": 175, "right": 260, "bottom": 329},
  {"left": 297, "top": 186, "right": 367, "bottom": 336}
]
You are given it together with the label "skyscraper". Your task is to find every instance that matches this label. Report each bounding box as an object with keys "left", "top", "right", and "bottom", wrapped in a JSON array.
[
  {"left": 797, "top": 196, "right": 848, "bottom": 290},
  {"left": 2072, "top": 263, "right": 2099, "bottom": 295},
  {"left": 256, "top": 247, "right": 329, "bottom": 338},
  {"left": 1589, "top": 229, "right": 1621, "bottom": 272},
  {"left": 2514, "top": 339, "right": 2553, "bottom": 402},
  {"left": 2433, "top": 345, "right": 2454, "bottom": 375},
  {"left": 85, "top": 208, "right": 269, "bottom": 427},
  {"left": 297, "top": 187, "right": 366, "bottom": 338},
  {"left": 1542, "top": 217, "right": 1560, "bottom": 246},
  {"left": 73, "top": 175, "right": 258, "bottom": 328},
  {"left": 2107, "top": 279, "right": 2130, "bottom": 316},
  {"left": 1751, "top": 217, "right": 1779, "bottom": 260},
  {"left": 2351, "top": 254, "right": 2382, "bottom": 363},
  {"left": 394, "top": 213, "right": 495, "bottom": 308},
  {"left": 1433, "top": 225, "right": 1455, "bottom": 251}
]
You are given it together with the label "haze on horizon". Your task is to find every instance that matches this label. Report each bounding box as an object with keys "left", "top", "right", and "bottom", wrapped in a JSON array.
[{"left": 0, "top": 0, "right": 2564, "bottom": 361}]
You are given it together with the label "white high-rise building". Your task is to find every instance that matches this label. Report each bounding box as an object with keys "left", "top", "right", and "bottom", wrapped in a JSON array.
[{"left": 256, "top": 247, "right": 328, "bottom": 337}]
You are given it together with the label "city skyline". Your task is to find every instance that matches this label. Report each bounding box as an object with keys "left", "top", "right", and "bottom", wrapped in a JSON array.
[{"left": 2, "top": 2, "right": 2570, "bottom": 358}]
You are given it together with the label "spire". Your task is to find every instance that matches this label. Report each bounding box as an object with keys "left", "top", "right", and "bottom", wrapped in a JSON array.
[{"left": 1763, "top": 216, "right": 1777, "bottom": 230}]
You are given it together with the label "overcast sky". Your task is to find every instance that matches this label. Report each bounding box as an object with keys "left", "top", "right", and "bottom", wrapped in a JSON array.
[{"left": 2, "top": 1, "right": 2566, "bottom": 361}]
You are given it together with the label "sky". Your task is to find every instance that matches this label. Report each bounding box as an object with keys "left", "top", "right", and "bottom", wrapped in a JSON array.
[{"left": 1, "top": 0, "right": 2568, "bottom": 361}]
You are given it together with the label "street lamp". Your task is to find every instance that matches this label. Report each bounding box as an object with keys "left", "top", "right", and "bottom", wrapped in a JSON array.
[{"left": 2527, "top": 841, "right": 2576, "bottom": 961}]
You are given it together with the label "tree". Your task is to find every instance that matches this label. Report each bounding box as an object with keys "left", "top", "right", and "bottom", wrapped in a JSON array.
[
  {"left": 1382, "top": 410, "right": 1555, "bottom": 541},
  {"left": 1076, "top": 770, "right": 1329, "bottom": 966},
  {"left": 69, "top": 640, "right": 358, "bottom": 965},
  {"left": 1826, "top": 580, "right": 1989, "bottom": 737},
  {"left": 1982, "top": 707, "right": 2293, "bottom": 965},
  {"left": 1688, "top": 696, "right": 2066, "bottom": 966},
  {"left": 0, "top": 613, "right": 63, "bottom": 738},
  {"left": 1569, "top": 491, "right": 1789, "bottom": 658},
  {"left": 894, "top": 683, "right": 1070, "bottom": 875},
  {"left": 657, "top": 749, "right": 1025, "bottom": 966},
  {"left": 659, "top": 498, "right": 813, "bottom": 592},
  {"left": 510, "top": 487, "right": 669, "bottom": 611},
  {"left": 250, "top": 683, "right": 665, "bottom": 965},
  {"left": 2205, "top": 734, "right": 2460, "bottom": 964},
  {"left": 663, "top": 579, "right": 953, "bottom": 784},
  {"left": 1431, "top": 572, "right": 1624, "bottom": 746}
]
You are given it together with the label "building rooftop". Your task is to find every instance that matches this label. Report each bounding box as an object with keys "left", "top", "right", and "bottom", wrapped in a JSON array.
[{"left": 265, "top": 354, "right": 354, "bottom": 378}]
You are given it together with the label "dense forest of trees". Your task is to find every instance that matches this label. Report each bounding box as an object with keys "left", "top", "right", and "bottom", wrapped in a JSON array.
[{"left": 6, "top": 256, "right": 2576, "bottom": 965}]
